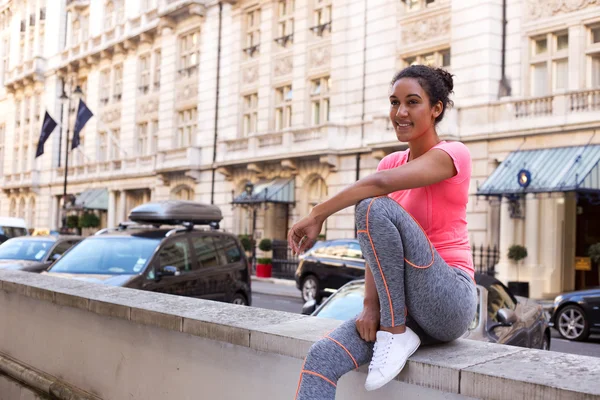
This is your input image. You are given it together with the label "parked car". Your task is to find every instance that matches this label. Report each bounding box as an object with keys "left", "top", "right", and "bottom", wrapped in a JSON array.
[
  {"left": 0, "top": 235, "right": 81, "bottom": 273},
  {"left": 302, "top": 273, "right": 551, "bottom": 350},
  {"left": 0, "top": 217, "right": 29, "bottom": 244},
  {"left": 551, "top": 288, "right": 600, "bottom": 341},
  {"left": 43, "top": 201, "right": 252, "bottom": 306},
  {"left": 295, "top": 239, "right": 365, "bottom": 302}
]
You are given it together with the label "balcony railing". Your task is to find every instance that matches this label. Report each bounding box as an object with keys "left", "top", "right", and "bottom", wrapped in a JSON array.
[
  {"left": 53, "top": 156, "right": 157, "bottom": 184},
  {"left": 2, "top": 171, "right": 40, "bottom": 189},
  {"left": 158, "top": 0, "right": 206, "bottom": 18},
  {"left": 457, "top": 89, "right": 600, "bottom": 137},
  {"left": 156, "top": 147, "right": 202, "bottom": 172}
]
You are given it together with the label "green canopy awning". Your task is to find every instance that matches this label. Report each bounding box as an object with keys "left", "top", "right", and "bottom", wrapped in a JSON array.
[
  {"left": 232, "top": 178, "right": 295, "bottom": 205},
  {"left": 73, "top": 188, "right": 108, "bottom": 210},
  {"left": 477, "top": 144, "right": 600, "bottom": 197}
]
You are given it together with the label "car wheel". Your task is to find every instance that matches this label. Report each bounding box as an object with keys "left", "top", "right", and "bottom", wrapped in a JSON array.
[
  {"left": 541, "top": 331, "right": 551, "bottom": 350},
  {"left": 556, "top": 305, "right": 590, "bottom": 341},
  {"left": 231, "top": 293, "right": 248, "bottom": 306},
  {"left": 301, "top": 275, "right": 320, "bottom": 302}
]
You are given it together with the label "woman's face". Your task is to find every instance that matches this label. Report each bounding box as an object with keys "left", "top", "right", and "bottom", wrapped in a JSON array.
[{"left": 388, "top": 78, "right": 442, "bottom": 143}]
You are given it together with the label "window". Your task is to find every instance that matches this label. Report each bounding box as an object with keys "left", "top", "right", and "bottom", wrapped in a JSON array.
[
  {"left": 406, "top": 0, "right": 437, "bottom": 11},
  {"left": 104, "top": 1, "right": 115, "bottom": 30},
  {"left": 22, "top": 144, "right": 29, "bottom": 171},
  {"left": 110, "top": 129, "right": 120, "bottom": 160},
  {"left": 275, "top": 85, "right": 292, "bottom": 130},
  {"left": 176, "top": 108, "right": 197, "bottom": 147},
  {"left": 242, "top": 93, "right": 258, "bottom": 136},
  {"left": 244, "top": 9, "right": 261, "bottom": 58},
  {"left": 24, "top": 96, "right": 31, "bottom": 125},
  {"left": 139, "top": 54, "right": 151, "bottom": 94},
  {"left": 3, "top": 37, "right": 9, "bottom": 84},
  {"left": 34, "top": 94, "right": 40, "bottom": 123},
  {"left": 72, "top": 18, "right": 81, "bottom": 45},
  {"left": 486, "top": 283, "right": 516, "bottom": 322},
  {"left": 100, "top": 69, "right": 111, "bottom": 105},
  {"left": 113, "top": 64, "right": 123, "bottom": 101},
  {"left": 403, "top": 48, "right": 450, "bottom": 68},
  {"left": 48, "top": 241, "right": 75, "bottom": 261},
  {"left": 151, "top": 120, "right": 159, "bottom": 153},
  {"left": 344, "top": 242, "right": 362, "bottom": 259},
  {"left": 81, "top": 14, "right": 89, "bottom": 42},
  {"left": 593, "top": 55, "right": 600, "bottom": 88},
  {"left": 28, "top": 33, "right": 34, "bottom": 59},
  {"left": 213, "top": 236, "right": 242, "bottom": 264},
  {"left": 137, "top": 122, "right": 148, "bottom": 155},
  {"left": 158, "top": 238, "right": 192, "bottom": 273},
  {"left": 15, "top": 100, "right": 21, "bottom": 128},
  {"left": 589, "top": 26, "right": 600, "bottom": 88},
  {"left": 153, "top": 50, "right": 161, "bottom": 90},
  {"left": 142, "top": 0, "right": 157, "bottom": 11},
  {"left": 275, "top": 0, "right": 294, "bottom": 48},
  {"left": 311, "top": 0, "right": 331, "bottom": 37},
  {"left": 192, "top": 236, "right": 220, "bottom": 268},
  {"left": 115, "top": 0, "right": 125, "bottom": 24},
  {"left": 310, "top": 76, "right": 330, "bottom": 125},
  {"left": 98, "top": 132, "right": 108, "bottom": 162},
  {"left": 530, "top": 32, "right": 568, "bottom": 95},
  {"left": 171, "top": 186, "right": 194, "bottom": 200},
  {"left": 179, "top": 31, "right": 200, "bottom": 77}
]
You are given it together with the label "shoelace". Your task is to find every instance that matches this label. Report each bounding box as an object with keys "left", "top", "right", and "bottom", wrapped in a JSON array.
[{"left": 369, "top": 337, "right": 394, "bottom": 371}]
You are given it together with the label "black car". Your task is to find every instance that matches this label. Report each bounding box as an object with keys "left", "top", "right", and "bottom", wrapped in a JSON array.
[
  {"left": 551, "top": 288, "right": 600, "bottom": 341},
  {"left": 43, "top": 201, "right": 252, "bottom": 306},
  {"left": 303, "top": 274, "right": 551, "bottom": 350},
  {"left": 0, "top": 235, "right": 81, "bottom": 273},
  {"left": 295, "top": 239, "right": 365, "bottom": 302}
]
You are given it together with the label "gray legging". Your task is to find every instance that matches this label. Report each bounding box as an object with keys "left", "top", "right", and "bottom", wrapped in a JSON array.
[{"left": 294, "top": 196, "right": 478, "bottom": 400}]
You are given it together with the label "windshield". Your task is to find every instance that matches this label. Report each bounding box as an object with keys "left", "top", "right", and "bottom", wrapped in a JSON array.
[
  {"left": 48, "top": 237, "right": 160, "bottom": 275},
  {"left": 316, "top": 283, "right": 365, "bottom": 321},
  {"left": 0, "top": 239, "right": 53, "bottom": 261}
]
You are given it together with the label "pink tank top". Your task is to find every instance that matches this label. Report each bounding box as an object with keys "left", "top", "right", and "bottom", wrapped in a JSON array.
[{"left": 377, "top": 141, "right": 474, "bottom": 279}]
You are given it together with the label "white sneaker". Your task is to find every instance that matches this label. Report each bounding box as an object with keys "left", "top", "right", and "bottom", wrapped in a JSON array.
[{"left": 364, "top": 328, "right": 421, "bottom": 391}]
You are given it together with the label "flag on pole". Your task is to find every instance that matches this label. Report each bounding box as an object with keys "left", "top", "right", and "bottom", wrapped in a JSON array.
[
  {"left": 71, "top": 99, "right": 93, "bottom": 150},
  {"left": 35, "top": 111, "right": 58, "bottom": 158}
]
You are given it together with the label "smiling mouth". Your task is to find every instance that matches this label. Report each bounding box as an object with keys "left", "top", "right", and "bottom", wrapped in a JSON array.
[{"left": 395, "top": 122, "right": 412, "bottom": 128}]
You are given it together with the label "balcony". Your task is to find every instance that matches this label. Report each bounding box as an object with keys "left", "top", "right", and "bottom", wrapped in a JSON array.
[
  {"left": 156, "top": 147, "right": 202, "bottom": 172},
  {"left": 219, "top": 124, "right": 361, "bottom": 164},
  {"left": 4, "top": 57, "right": 46, "bottom": 92},
  {"left": 66, "top": 0, "right": 90, "bottom": 11},
  {"left": 53, "top": 156, "right": 157, "bottom": 184},
  {"left": 158, "top": 0, "right": 206, "bottom": 20},
  {"left": 2, "top": 171, "right": 40, "bottom": 190},
  {"left": 457, "top": 89, "right": 600, "bottom": 138}
]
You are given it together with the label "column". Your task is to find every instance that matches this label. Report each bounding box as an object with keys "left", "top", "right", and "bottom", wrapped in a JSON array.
[
  {"left": 525, "top": 193, "right": 539, "bottom": 267},
  {"left": 495, "top": 197, "right": 515, "bottom": 283},
  {"left": 118, "top": 190, "right": 127, "bottom": 223},
  {"left": 50, "top": 195, "right": 59, "bottom": 230},
  {"left": 107, "top": 190, "right": 117, "bottom": 228}
]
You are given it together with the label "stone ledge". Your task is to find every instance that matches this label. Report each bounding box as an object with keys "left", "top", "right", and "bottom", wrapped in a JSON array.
[{"left": 1, "top": 270, "right": 599, "bottom": 400}]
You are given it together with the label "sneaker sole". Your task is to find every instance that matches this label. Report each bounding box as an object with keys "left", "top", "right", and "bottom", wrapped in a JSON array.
[{"left": 364, "top": 338, "right": 421, "bottom": 391}]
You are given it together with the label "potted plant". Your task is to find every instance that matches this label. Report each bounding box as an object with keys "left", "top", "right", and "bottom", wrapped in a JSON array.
[
  {"left": 256, "top": 238, "right": 273, "bottom": 278},
  {"left": 589, "top": 243, "right": 600, "bottom": 265},
  {"left": 507, "top": 244, "right": 529, "bottom": 297}
]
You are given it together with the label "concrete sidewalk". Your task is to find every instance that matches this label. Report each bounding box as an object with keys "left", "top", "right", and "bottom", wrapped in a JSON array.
[{"left": 251, "top": 276, "right": 299, "bottom": 298}]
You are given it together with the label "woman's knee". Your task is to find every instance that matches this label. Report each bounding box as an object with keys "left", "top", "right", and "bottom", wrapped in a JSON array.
[
  {"left": 355, "top": 196, "right": 396, "bottom": 223},
  {"left": 304, "top": 338, "right": 338, "bottom": 370}
]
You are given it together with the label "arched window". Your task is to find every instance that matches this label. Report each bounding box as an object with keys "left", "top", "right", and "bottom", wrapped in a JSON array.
[
  {"left": 18, "top": 198, "right": 25, "bottom": 219},
  {"left": 170, "top": 185, "right": 194, "bottom": 201},
  {"left": 9, "top": 199, "right": 16, "bottom": 217},
  {"left": 28, "top": 197, "right": 36, "bottom": 227}
]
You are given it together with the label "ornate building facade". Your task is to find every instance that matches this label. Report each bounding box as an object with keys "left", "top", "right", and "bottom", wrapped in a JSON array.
[{"left": 0, "top": 0, "right": 599, "bottom": 298}]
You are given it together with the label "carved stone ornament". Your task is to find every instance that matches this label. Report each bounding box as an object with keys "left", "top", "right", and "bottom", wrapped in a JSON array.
[
  {"left": 401, "top": 14, "right": 451, "bottom": 46},
  {"left": 176, "top": 83, "right": 198, "bottom": 101},
  {"left": 274, "top": 55, "right": 293, "bottom": 77},
  {"left": 137, "top": 97, "right": 159, "bottom": 115},
  {"left": 242, "top": 64, "right": 259, "bottom": 85},
  {"left": 309, "top": 46, "right": 331, "bottom": 69},
  {"left": 526, "top": 0, "right": 599, "bottom": 19}
]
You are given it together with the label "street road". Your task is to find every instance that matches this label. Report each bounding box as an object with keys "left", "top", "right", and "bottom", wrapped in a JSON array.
[{"left": 251, "top": 292, "right": 600, "bottom": 358}]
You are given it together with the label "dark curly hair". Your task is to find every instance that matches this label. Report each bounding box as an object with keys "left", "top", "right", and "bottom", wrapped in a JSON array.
[{"left": 390, "top": 65, "right": 454, "bottom": 124}]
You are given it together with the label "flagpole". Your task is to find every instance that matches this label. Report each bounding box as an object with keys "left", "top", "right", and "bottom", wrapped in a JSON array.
[{"left": 61, "top": 77, "right": 73, "bottom": 230}]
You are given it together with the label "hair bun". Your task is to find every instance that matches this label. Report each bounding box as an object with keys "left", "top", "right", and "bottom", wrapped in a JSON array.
[{"left": 435, "top": 68, "right": 454, "bottom": 93}]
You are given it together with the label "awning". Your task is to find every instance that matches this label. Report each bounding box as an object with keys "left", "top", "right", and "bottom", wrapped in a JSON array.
[
  {"left": 477, "top": 144, "right": 600, "bottom": 197},
  {"left": 232, "top": 178, "right": 295, "bottom": 205},
  {"left": 72, "top": 188, "right": 109, "bottom": 211}
]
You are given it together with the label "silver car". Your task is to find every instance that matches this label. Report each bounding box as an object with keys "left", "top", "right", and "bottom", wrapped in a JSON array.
[{"left": 302, "top": 273, "right": 551, "bottom": 350}]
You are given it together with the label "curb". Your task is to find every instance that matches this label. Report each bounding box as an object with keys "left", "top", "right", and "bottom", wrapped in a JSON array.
[{"left": 0, "top": 353, "right": 101, "bottom": 400}]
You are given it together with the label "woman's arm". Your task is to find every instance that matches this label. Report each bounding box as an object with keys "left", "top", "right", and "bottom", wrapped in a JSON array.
[
  {"left": 356, "top": 263, "right": 380, "bottom": 342},
  {"left": 363, "top": 263, "right": 378, "bottom": 306},
  {"left": 311, "top": 149, "right": 456, "bottom": 224}
]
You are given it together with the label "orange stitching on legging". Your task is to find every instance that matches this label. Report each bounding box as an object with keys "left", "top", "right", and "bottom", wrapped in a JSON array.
[
  {"left": 365, "top": 197, "right": 395, "bottom": 327},
  {"left": 301, "top": 370, "right": 337, "bottom": 388},
  {"left": 394, "top": 202, "right": 435, "bottom": 269},
  {"left": 357, "top": 230, "right": 368, "bottom": 234},
  {"left": 294, "top": 359, "right": 307, "bottom": 400},
  {"left": 325, "top": 336, "right": 359, "bottom": 369}
]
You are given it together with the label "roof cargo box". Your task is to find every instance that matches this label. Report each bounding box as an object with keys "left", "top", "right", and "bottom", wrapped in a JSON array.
[{"left": 128, "top": 201, "right": 223, "bottom": 226}]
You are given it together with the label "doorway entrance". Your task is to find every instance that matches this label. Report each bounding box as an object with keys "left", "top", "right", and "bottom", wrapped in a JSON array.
[{"left": 575, "top": 196, "right": 600, "bottom": 290}]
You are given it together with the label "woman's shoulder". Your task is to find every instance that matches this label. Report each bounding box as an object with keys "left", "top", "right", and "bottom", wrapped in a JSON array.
[
  {"left": 377, "top": 150, "right": 408, "bottom": 171},
  {"left": 434, "top": 140, "right": 471, "bottom": 159}
]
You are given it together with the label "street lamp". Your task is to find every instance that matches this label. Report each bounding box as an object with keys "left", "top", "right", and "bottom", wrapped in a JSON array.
[
  {"left": 244, "top": 181, "right": 258, "bottom": 267},
  {"left": 59, "top": 80, "right": 83, "bottom": 231},
  {"left": 244, "top": 181, "right": 254, "bottom": 197}
]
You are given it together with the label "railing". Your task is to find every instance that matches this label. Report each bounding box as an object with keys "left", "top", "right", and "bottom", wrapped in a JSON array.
[
  {"left": 271, "top": 240, "right": 299, "bottom": 280},
  {"left": 570, "top": 89, "right": 600, "bottom": 112},
  {"left": 472, "top": 244, "right": 499, "bottom": 276},
  {"left": 514, "top": 96, "right": 553, "bottom": 118}
]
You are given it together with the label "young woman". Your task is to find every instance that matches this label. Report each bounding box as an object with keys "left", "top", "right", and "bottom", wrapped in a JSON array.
[{"left": 288, "top": 65, "right": 477, "bottom": 399}]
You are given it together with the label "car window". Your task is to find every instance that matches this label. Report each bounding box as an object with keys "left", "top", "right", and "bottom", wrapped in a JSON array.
[
  {"left": 469, "top": 288, "right": 481, "bottom": 330},
  {"left": 324, "top": 243, "right": 348, "bottom": 257},
  {"left": 191, "top": 236, "right": 220, "bottom": 268},
  {"left": 0, "top": 239, "right": 53, "bottom": 261},
  {"left": 213, "top": 236, "right": 242, "bottom": 264},
  {"left": 487, "top": 283, "right": 516, "bottom": 322},
  {"left": 0, "top": 226, "right": 28, "bottom": 239},
  {"left": 158, "top": 238, "right": 192, "bottom": 272},
  {"left": 344, "top": 242, "right": 362, "bottom": 259},
  {"left": 48, "top": 242, "right": 74, "bottom": 260},
  {"left": 49, "top": 237, "right": 160, "bottom": 274},
  {"left": 316, "top": 283, "right": 365, "bottom": 321}
]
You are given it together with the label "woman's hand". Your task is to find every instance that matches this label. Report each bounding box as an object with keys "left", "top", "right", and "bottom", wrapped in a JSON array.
[
  {"left": 356, "top": 301, "right": 380, "bottom": 342},
  {"left": 287, "top": 214, "right": 324, "bottom": 255}
]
